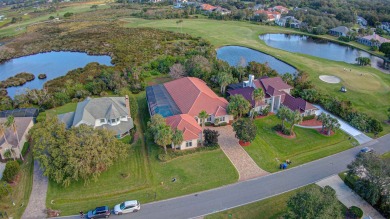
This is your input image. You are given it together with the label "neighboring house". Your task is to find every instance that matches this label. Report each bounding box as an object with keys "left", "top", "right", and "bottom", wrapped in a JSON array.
[
  {"left": 212, "top": 6, "right": 231, "bottom": 15},
  {"left": 273, "top": 5, "right": 289, "bottom": 14},
  {"left": 146, "top": 77, "right": 233, "bottom": 150},
  {"left": 254, "top": 10, "right": 280, "bottom": 21},
  {"left": 0, "top": 117, "right": 34, "bottom": 160},
  {"left": 252, "top": 4, "right": 263, "bottom": 11},
  {"left": 329, "top": 26, "right": 349, "bottom": 37},
  {"left": 357, "top": 33, "right": 390, "bottom": 47},
  {"left": 0, "top": 15, "right": 4, "bottom": 21},
  {"left": 276, "top": 16, "right": 301, "bottom": 28},
  {"left": 380, "top": 22, "right": 390, "bottom": 33},
  {"left": 227, "top": 75, "right": 317, "bottom": 116},
  {"left": 201, "top": 3, "right": 217, "bottom": 12},
  {"left": 58, "top": 96, "right": 134, "bottom": 139},
  {"left": 357, "top": 16, "right": 367, "bottom": 27}
]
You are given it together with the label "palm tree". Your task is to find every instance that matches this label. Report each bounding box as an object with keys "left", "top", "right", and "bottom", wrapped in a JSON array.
[
  {"left": 316, "top": 112, "right": 328, "bottom": 133},
  {"left": 5, "top": 116, "right": 23, "bottom": 160},
  {"left": 326, "top": 117, "right": 340, "bottom": 136},
  {"left": 276, "top": 106, "right": 290, "bottom": 130},
  {"left": 171, "top": 129, "right": 183, "bottom": 151},
  {"left": 0, "top": 122, "right": 10, "bottom": 146},
  {"left": 289, "top": 110, "right": 303, "bottom": 135},
  {"left": 252, "top": 88, "right": 264, "bottom": 114},
  {"left": 198, "top": 110, "right": 209, "bottom": 146}
]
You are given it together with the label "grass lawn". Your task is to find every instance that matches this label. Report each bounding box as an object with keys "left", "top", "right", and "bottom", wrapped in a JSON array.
[
  {"left": 45, "top": 90, "right": 238, "bottom": 215},
  {"left": 382, "top": 152, "right": 390, "bottom": 159},
  {"left": 245, "top": 115, "right": 356, "bottom": 172},
  {"left": 205, "top": 184, "right": 323, "bottom": 219},
  {"left": 125, "top": 18, "right": 390, "bottom": 135},
  {"left": 0, "top": 153, "right": 34, "bottom": 219}
]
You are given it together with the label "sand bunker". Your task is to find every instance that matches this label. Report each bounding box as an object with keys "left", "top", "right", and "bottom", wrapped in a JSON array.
[{"left": 319, "top": 75, "right": 341, "bottom": 84}]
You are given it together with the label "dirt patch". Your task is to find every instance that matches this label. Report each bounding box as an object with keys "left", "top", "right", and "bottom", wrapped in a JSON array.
[
  {"left": 300, "top": 119, "right": 322, "bottom": 127},
  {"left": 316, "top": 128, "right": 334, "bottom": 136},
  {"left": 239, "top": 140, "right": 251, "bottom": 146},
  {"left": 276, "top": 130, "right": 296, "bottom": 139},
  {"left": 319, "top": 75, "right": 341, "bottom": 84}
]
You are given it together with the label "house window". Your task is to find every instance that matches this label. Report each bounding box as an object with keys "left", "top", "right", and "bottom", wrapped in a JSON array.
[
  {"left": 111, "top": 119, "right": 116, "bottom": 123},
  {"left": 220, "top": 117, "right": 225, "bottom": 122},
  {"left": 185, "top": 141, "right": 192, "bottom": 147},
  {"left": 100, "top": 119, "right": 105, "bottom": 123},
  {"left": 207, "top": 116, "right": 212, "bottom": 122}
]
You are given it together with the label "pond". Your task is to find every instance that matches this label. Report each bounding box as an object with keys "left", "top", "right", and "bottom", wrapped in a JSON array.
[
  {"left": 0, "top": 51, "right": 112, "bottom": 97},
  {"left": 216, "top": 46, "right": 297, "bottom": 75},
  {"left": 259, "top": 34, "right": 388, "bottom": 73}
]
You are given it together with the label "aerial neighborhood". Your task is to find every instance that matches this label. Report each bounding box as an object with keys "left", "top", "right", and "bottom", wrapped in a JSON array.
[{"left": 0, "top": 0, "right": 389, "bottom": 219}]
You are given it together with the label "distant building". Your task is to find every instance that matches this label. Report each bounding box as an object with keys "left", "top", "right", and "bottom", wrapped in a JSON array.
[
  {"left": 200, "top": 3, "right": 217, "bottom": 12},
  {"left": 254, "top": 9, "right": 281, "bottom": 22},
  {"left": 380, "top": 22, "right": 390, "bottom": 33},
  {"left": 273, "top": 5, "right": 289, "bottom": 14},
  {"left": 357, "top": 33, "right": 390, "bottom": 47},
  {"left": 357, "top": 16, "right": 367, "bottom": 27},
  {"left": 329, "top": 26, "right": 350, "bottom": 37},
  {"left": 252, "top": 4, "right": 263, "bottom": 11},
  {"left": 212, "top": 6, "right": 231, "bottom": 15},
  {"left": 0, "top": 15, "right": 4, "bottom": 20},
  {"left": 276, "top": 16, "right": 301, "bottom": 28},
  {"left": 150, "top": 0, "right": 163, "bottom": 3}
]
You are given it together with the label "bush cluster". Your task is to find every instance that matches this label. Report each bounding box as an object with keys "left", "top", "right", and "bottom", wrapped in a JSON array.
[
  {"left": 274, "top": 124, "right": 291, "bottom": 135},
  {"left": 302, "top": 114, "right": 316, "bottom": 121},
  {"left": 2, "top": 161, "right": 21, "bottom": 183}
]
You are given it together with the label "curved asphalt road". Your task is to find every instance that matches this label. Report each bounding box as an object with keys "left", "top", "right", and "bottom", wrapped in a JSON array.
[{"left": 63, "top": 135, "right": 390, "bottom": 219}]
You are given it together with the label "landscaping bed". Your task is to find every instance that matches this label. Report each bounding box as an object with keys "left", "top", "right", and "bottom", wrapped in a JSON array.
[{"left": 244, "top": 116, "right": 355, "bottom": 172}]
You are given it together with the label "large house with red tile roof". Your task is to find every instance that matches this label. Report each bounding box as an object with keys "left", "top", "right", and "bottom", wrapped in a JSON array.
[
  {"left": 146, "top": 77, "right": 233, "bottom": 150},
  {"left": 227, "top": 75, "right": 317, "bottom": 116},
  {"left": 254, "top": 9, "right": 281, "bottom": 21}
]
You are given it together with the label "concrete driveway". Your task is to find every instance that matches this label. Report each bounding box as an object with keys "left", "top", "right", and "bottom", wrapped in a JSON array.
[
  {"left": 317, "top": 175, "right": 385, "bottom": 219},
  {"left": 209, "top": 126, "right": 268, "bottom": 181},
  {"left": 314, "top": 104, "right": 372, "bottom": 144}
]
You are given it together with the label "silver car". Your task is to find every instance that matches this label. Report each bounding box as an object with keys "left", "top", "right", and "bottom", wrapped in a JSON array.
[{"left": 114, "top": 200, "right": 141, "bottom": 215}]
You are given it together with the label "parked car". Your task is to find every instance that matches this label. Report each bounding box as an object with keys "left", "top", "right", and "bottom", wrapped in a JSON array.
[
  {"left": 86, "top": 206, "right": 110, "bottom": 219},
  {"left": 114, "top": 200, "right": 141, "bottom": 215},
  {"left": 359, "top": 147, "right": 373, "bottom": 154}
]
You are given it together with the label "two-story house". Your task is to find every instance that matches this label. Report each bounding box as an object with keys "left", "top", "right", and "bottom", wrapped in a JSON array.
[
  {"left": 227, "top": 75, "right": 317, "bottom": 116},
  {"left": 58, "top": 96, "right": 134, "bottom": 138}
]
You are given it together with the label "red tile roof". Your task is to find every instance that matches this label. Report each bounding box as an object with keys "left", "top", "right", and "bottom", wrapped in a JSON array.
[
  {"left": 282, "top": 93, "right": 317, "bottom": 112},
  {"left": 164, "top": 77, "right": 228, "bottom": 118},
  {"left": 201, "top": 4, "right": 217, "bottom": 11},
  {"left": 166, "top": 114, "right": 202, "bottom": 141}
]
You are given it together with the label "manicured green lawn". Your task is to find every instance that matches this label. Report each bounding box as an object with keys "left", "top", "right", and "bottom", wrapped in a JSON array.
[
  {"left": 382, "top": 152, "right": 390, "bottom": 159},
  {"left": 0, "top": 153, "right": 34, "bottom": 219},
  {"left": 245, "top": 116, "right": 355, "bottom": 172},
  {"left": 206, "top": 184, "right": 317, "bottom": 219},
  {"left": 45, "top": 91, "right": 238, "bottom": 215},
  {"left": 126, "top": 18, "right": 390, "bottom": 135}
]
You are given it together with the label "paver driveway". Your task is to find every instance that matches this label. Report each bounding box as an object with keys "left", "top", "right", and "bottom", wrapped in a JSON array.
[
  {"left": 22, "top": 160, "right": 48, "bottom": 219},
  {"left": 209, "top": 126, "right": 268, "bottom": 181}
]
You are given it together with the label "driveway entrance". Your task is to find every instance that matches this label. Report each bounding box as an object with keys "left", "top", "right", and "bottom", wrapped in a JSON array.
[{"left": 209, "top": 126, "right": 268, "bottom": 181}]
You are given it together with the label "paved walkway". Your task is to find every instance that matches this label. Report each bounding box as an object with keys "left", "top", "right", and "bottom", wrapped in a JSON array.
[
  {"left": 0, "top": 162, "right": 5, "bottom": 180},
  {"left": 317, "top": 175, "right": 385, "bottom": 219},
  {"left": 209, "top": 126, "right": 268, "bottom": 181},
  {"left": 314, "top": 104, "right": 372, "bottom": 144},
  {"left": 22, "top": 160, "right": 48, "bottom": 219}
]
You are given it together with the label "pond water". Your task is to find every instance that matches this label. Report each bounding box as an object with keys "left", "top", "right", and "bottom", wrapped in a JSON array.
[
  {"left": 216, "top": 46, "right": 297, "bottom": 75},
  {"left": 0, "top": 51, "right": 112, "bottom": 97},
  {"left": 259, "top": 34, "right": 388, "bottom": 73}
]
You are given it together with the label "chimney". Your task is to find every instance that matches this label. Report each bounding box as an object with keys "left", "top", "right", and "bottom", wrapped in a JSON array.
[
  {"left": 125, "top": 95, "right": 131, "bottom": 118},
  {"left": 249, "top": 74, "right": 255, "bottom": 87}
]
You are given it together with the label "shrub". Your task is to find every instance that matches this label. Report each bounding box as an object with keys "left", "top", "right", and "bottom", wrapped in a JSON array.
[
  {"left": 338, "top": 36, "right": 350, "bottom": 42},
  {"left": 0, "top": 183, "right": 11, "bottom": 199},
  {"left": 349, "top": 206, "right": 363, "bottom": 218},
  {"left": 157, "top": 153, "right": 171, "bottom": 162},
  {"left": 205, "top": 122, "right": 212, "bottom": 126},
  {"left": 203, "top": 129, "right": 219, "bottom": 147},
  {"left": 303, "top": 114, "right": 316, "bottom": 121},
  {"left": 21, "top": 142, "right": 30, "bottom": 157},
  {"left": 3, "top": 161, "right": 21, "bottom": 183},
  {"left": 274, "top": 124, "right": 291, "bottom": 135}
]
